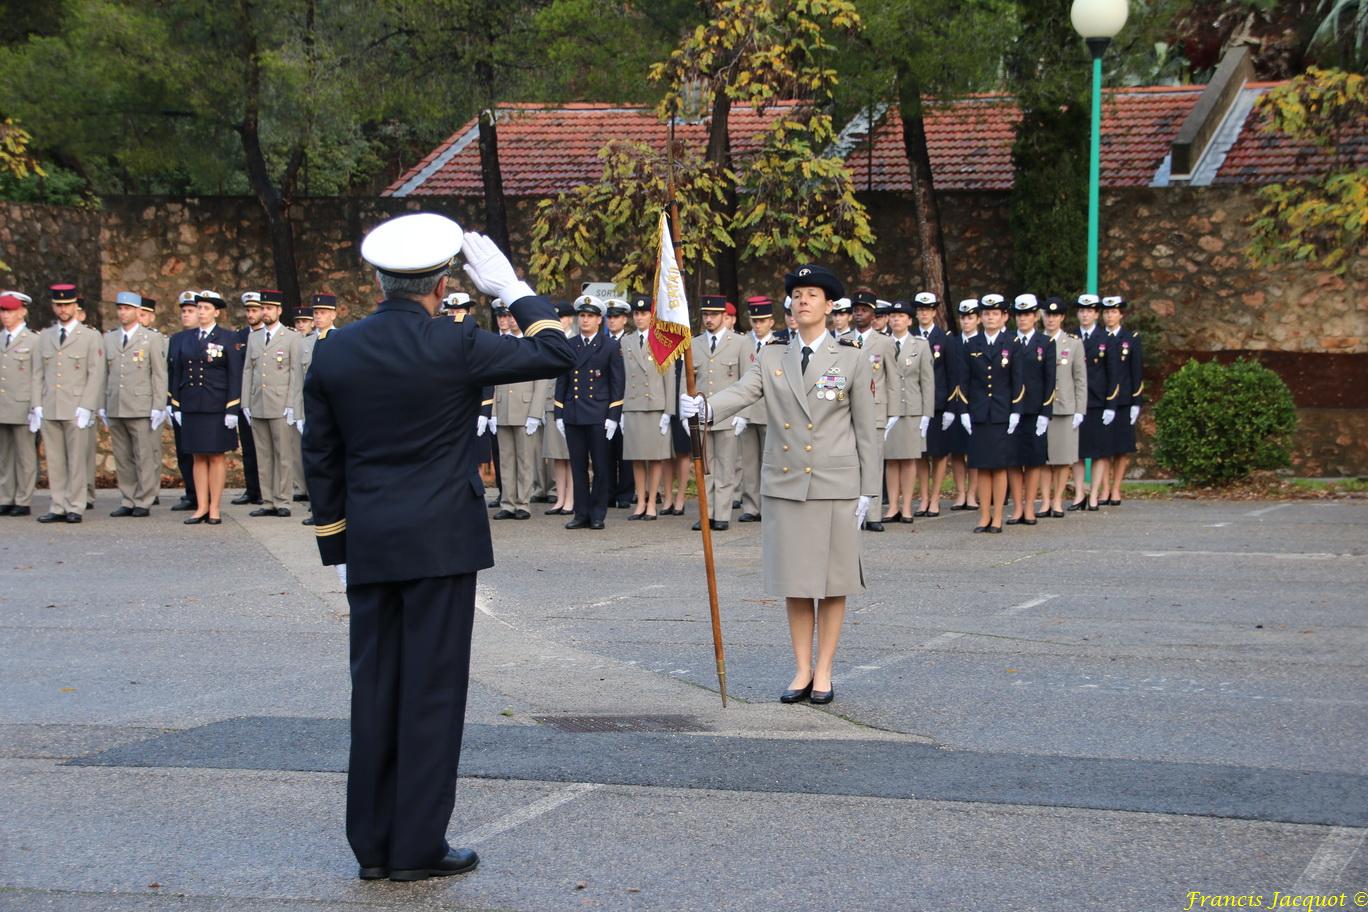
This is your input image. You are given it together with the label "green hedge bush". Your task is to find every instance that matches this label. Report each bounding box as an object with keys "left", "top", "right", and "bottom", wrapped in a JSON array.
[{"left": 1153, "top": 358, "right": 1298, "bottom": 486}]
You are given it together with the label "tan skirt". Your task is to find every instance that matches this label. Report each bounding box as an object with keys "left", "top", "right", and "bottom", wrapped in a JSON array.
[
  {"left": 883, "top": 417, "right": 926, "bottom": 460},
  {"left": 542, "top": 410, "right": 569, "bottom": 460},
  {"left": 622, "top": 411, "right": 673, "bottom": 461},
  {"left": 1047, "top": 414, "right": 1079, "bottom": 465},
  {"left": 762, "top": 495, "right": 864, "bottom": 599}
]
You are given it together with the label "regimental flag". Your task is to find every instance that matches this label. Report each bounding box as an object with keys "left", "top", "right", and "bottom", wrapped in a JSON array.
[{"left": 649, "top": 211, "right": 691, "bottom": 373}]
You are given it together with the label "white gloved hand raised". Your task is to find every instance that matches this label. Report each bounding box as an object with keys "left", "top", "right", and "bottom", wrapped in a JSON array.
[
  {"left": 477, "top": 415, "right": 489, "bottom": 436},
  {"left": 556, "top": 418, "right": 565, "bottom": 436},
  {"left": 731, "top": 416, "right": 747, "bottom": 437},
  {"left": 941, "top": 411, "right": 955, "bottom": 431},
  {"left": 225, "top": 413, "right": 238, "bottom": 430},
  {"left": 659, "top": 413, "right": 671, "bottom": 436},
  {"left": 28, "top": 407, "right": 41, "bottom": 433},
  {"left": 1102, "top": 409, "right": 1116, "bottom": 426},
  {"left": 334, "top": 563, "right": 348, "bottom": 588},
  {"left": 1035, "top": 415, "right": 1049, "bottom": 436},
  {"left": 884, "top": 415, "right": 900, "bottom": 441},
  {"left": 919, "top": 415, "right": 931, "bottom": 438},
  {"left": 605, "top": 419, "right": 617, "bottom": 440},
  {"left": 960, "top": 413, "right": 972, "bottom": 435},
  {"left": 75, "top": 407, "right": 93, "bottom": 430},
  {"left": 461, "top": 232, "right": 535, "bottom": 304},
  {"left": 1129, "top": 405, "right": 1140, "bottom": 425},
  {"left": 1007, "top": 413, "right": 1020, "bottom": 435},
  {"left": 151, "top": 409, "right": 165, "bottom": 431},
  {"left": 1072, "top": 413, "right": 1084, "bottom": 430},
  {"left": 524, "top": 417, "right": 541, "bottom": 435},
  {"left": 854, "top": 495, "right": 871, "bottom": 530},
  {"left": 97, "top": 408, "right": 108, "bottom": 430}
]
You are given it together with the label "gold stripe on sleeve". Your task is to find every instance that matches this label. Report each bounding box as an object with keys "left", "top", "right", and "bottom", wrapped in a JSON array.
[
  {"left": 314, "top": 519, "right": 347, "bottom": 536},
  {"left": 524, "top": 320, "right": 561, "bottom": 337}
]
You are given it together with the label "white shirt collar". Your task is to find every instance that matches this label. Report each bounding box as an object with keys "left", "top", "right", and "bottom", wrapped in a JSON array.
[
  {"left": 984, "top": 330, "right": 1001, "bottom": 344},
  {"left": 797, "top": 329, "right": 829, "bottom": 351},
  {"left": 707, "top": 327, "right": 728, "bottom": 344},
  {"left": 121, "top": 323, "right": 140, "bottom": 341},
  {"left": 8, "top": 322, "right": 27, "bottom": 338},
  {"left": 1018, "top": 328, "right": 1034, "bottom": 344},
  {"left": 60, "top": 318, "right": 80, "bottom": 333},
  {"left": 891, "top": 330, "right": 912, "bottom": 342}
]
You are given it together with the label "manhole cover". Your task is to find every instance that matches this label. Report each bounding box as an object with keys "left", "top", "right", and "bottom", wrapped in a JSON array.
[{"left": 532, "top": 714, "right": 706, "bottom": 733}]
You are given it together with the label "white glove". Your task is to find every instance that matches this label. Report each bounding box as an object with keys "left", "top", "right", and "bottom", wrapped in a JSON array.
[
  {"left": 1007, "top": 413, "right": 1020, "bottom": 435},
  {"left": 151, "top": 409, "right": 165, "bottom": 431},
  {"left": 556, "top": 418, "right": 565, "bottom": 436},
  {"left": 1072, "top": 413, "right": 1084, "bottom": 430},
  {"left": 296, "top": 418, "right": 305, "bottom": 435},
  {"left": 97, "top": 408, "right": 109, "bottom": 429},
  {"left": 477, "top": 415, "right": 489, "bottom": 436},
  {"left": 1102, "top": 409, "right": 1115, "bottom": 425},
  {"left": 28, "top": 407, "right": 41, "bottom": 433},
  {"left": 1130, "top": 405, "right": 1140, "bottom": 425},
  {"left": 334, "top": 563, "right": 348, "bottom": 588},
  {"left": 1035, "top": 415, "right": 1049, "bottom": 436},
  {"left": 75, "top": 407, "right": 93, "bottom": 430},
  {"left": 172, "top": 409, "right": 182, "bottom": 426},
  {"left": 461, "top": 231, "right": 535, "bottom": 303},
  {"left": 488, "top": 416, "right": 498, "bottom": 434},
  {"left": 941, "top": 411, "right": 955, "bottom": 431},
  {"left": 854, "top": 495, "right": 871, "bottom": 530},
  {"left": 284, "top": 407, "right": 295, "bottom": 426},
  {"left": 678, "top": 392, "right": 702, "bottom": 419},
  {"left": 605, "top": 419, "right": 617, "bottom": 440},
  {"left": 524, "top": 417, "right": 541, "bottom": 435},
  {"left": 960, "top": 413, "right": 972, "bottom": 435},
  {"left": 919, "top": 415, "right": 930, "bottom": 438},
  {"left": 242, "top": 406, "right": 252, "bottom": 424},
  {"left": 659, "top": 413, "right": 671, "bottom": 436},
  {"left": 884, "top": 415, "right": 900, "bottom": 441},
  {"left": 225, "top": 413, "right": 238, "bottom": 430},
  {"left": 731, "top": 416, "right": 747, "bottom": 437}
]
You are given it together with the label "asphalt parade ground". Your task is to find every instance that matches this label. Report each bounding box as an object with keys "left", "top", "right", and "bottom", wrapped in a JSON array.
[{"left": 2, "top": 490, "right": 1366, "bottom": 911}]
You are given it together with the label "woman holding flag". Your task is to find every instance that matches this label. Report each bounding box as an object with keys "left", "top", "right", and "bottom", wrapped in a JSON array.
[{"left": 678, "top": 264, "right": 880, "bottom": 706}]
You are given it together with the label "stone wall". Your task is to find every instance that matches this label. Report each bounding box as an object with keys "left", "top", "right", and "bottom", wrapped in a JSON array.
[{"left": 0, "top": 200, "right": 102, "bottom": 329}]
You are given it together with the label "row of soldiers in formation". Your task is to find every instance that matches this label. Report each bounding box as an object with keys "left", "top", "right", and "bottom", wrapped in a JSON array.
[
  {"left": 0, "top": 284, "right": 336, "bottom": 523},
  {"left": 464, "top": 286, "right": 1144, "bottom": 533}
]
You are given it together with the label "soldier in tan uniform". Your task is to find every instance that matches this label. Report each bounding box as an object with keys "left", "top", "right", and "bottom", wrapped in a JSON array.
[
  {"left": 35, "top": 284, "right": 104, "bottom": 522},
  {"left": 880, "top": 300, "right": 935, "bottom": 523},
  {"left": 75, "top": 299, "right": 100, "bottom": 510},
  {"left": 288, "top": 297, "right": 319, "bottom": 509},
  {"left": 734, "top": 296, "right": 775, "bottom": 523},
  {"left": 1038, "top": 296, "right": 1086, "bottom": 517},
  {"left": 843, "top": 291, "right": 897, "bottom": 531},
  {"left": 135, "top": 296, "right": 168, "bottom": 506},
  {"left": 0, "top": 292, "right": 41, "bottom": 516},
  {"left": 682, "top": 264, "right": 879, "bottom": 706},
  {"left": 101, "top": 291, "right": 168, "bottom": 516},
  {"left": 621, "top": 296, "right": 675, "bottom": 521},
  {"left": 491, "top": 301, "right": 551, "bottom": 520},
  {"left": 691, "top": 295, "right": 747, "bottom": 531},
  {"left": 241, "top": 289, "right": 303, "bottom": 517}
]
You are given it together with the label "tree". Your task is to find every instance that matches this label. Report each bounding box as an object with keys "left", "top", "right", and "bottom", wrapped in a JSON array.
[
  {"left": 0, "top": 115, "right": 43, "bottom": 274},
  {"left": 1246, "top": 66, "right": 1368, "bottom": 273}
]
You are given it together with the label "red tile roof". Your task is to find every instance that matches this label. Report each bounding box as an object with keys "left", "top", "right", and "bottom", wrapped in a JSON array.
[{"left": 1213, "top": 88, "right": 1368, "bottom": 185}]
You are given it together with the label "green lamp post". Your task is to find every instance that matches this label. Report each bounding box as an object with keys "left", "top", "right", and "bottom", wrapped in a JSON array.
[{"left": 1071, "top": 0, "right": 1128, "bottom": 295}]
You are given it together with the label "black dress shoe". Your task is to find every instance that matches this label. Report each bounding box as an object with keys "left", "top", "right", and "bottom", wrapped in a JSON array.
[
  {"left": 230, "top": 493, "right": 252, "bottom": 505},
  {"left": 276, "top": 508, "right": 291, "bottom": 518},
  {"left": 922, "top": 511, "right": 938, "bottom": 519},
  {"left": 85, "top": 501, "right": 94, "bottom": 510},
  {"left": 640, "top": 513, "right": 657, "bottom": 521},
  {"left": 737, "top": 513, "right": 760, "bottom": 523},
  {"left": 302, "top": 516, "right": 316, "bottom": 525},
  {"left": 183, "top": 514, "right": 207, "bottom": 525},
  {"left": 589, "top": 519, "right": 605, "bottom": 530},
  {"left": 110, "top": 506, "right": 134, "bottom": 517},
  {"left": 1021, "top": 517, "right": 1038, "bottom": 526},
  {"left": 973, "top": 525, "right": 989, "bottom": 533},
  {"left": 809, "top": 687, "right": 834, "bottom": 705},
  {"left": 692, "top": 520, "right": 703, "bottom": 531},
  {"left": 293, "top": 493, "right": 309, "bottom": 502},
  {"left": 358, "top": 865, "right": 388, "bottom": 880},
  {"left": 1107, "top": 498, "right": 1122, "bottom": 506},
  {"left": 627, "top": 512, "right": 644, "bottom": 521},
  {"left": 9, "top": 506, "right": 30, "bottom": 517},
  {"left": 732, "top": 499, "right": 742, "bottom": 509},
  {"left": 36, "top": 512, "right": 66, "bottom": 523},
  {"left": 950, "top": 503, "right": 971, "bottom": 511},
  {"left": 389, "top": 847, "right": 479, "bottom": 882},
  {"left": 1005, "top": 517, "right": 1024, "bottom": 526},
  {"left": 863, "top": 521, "right": 885, "bottom": 532},
  {"left": 486, "top": 499, "right": 502, "bottom": 509},
  {"left": 514, "top": 509, "right": 531, "bottom": 520},
  {"left": 170, "top": 500, "right": 196, "bottom": 512},
  {"left": 565, "top": 517, "right": 589, "bottom": 530},
  {"left": 205, "top": 517, "right": 222, "bottom": 525},
  {"left": 249, "top": 507, "right": 280, "bottom": 517},
  {"left": 1086, "top": 502, "right": 1099, "bottom": 512},
  {"left": 711, "top": 520, "right": 729, "bottom": 531},
  {"left": 780, "top": 679, "right": 813, "bottom": 704},
  {"left": 1066, "top": 499, "right": 1086, "bottom": 512},
  {"left": 912, "top": 509, "right": 929, "bottom": 517},
  {"left": 492, "top": 509, "right": 516, "bottom": 520},
  {"left": 544, "top": 506, "right": 566, "bottom": 515},
  {"left": 881, "top": 513, "right": 902, "bottom": 523},
  {"left": 988, "top": 525, "right": 1003, "bottom": 533},
  {"left": 130, "top": 507, "right": 150, "bottom": 517},
  {"left": 66, "top": 512, "right": 83, "bottom": 523},
  {"left": 152, "top": 496, "right": 160, "bottom": 505},
  {"left": 530, "top": 494, "right": 554, "bottom": 504},
  {"left": 0, "top": 504, "right": 11, "bottom": 516}
]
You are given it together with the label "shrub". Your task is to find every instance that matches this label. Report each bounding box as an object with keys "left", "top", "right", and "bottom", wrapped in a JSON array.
[{"left": 1153, "top": 358, "right": 1298, "bottom": 486}]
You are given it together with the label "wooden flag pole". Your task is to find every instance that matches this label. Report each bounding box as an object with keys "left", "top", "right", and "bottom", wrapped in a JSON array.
[{"left": 667, "top": 108, "right": 728, "bottom": 707}]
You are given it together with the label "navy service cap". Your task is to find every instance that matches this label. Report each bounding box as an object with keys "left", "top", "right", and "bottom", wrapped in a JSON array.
[
  {"left": 979, "top": 293, "right": 1008, "bottom": 312},
  {"left": 605, "top": 298, "right": 630, "bottom": 316},
  {"left": 194, "top": 290, "right": 228, "bottom": 310},
  {"left": 1075, "top": 293, "right": 1101, "bottom": 309},
  {"left": 913, "top": 292, "right": 939, "bottom": 309},
  {"left": 630, "top": 295, "right": 651, "bottom": 313},
  {"left": 1042, "top": 295, "right": 1068, "bottom": 315},
  {"left": 361, "top": 213, "right": 464, "bottom": 278},
  {"left": 830, "top": 296, "right": 851, "bottom": 313},
  {"left": 1013, "top": 293, "right": 1039, "bottom": 312},
  {"left": 554, "top": 300, "right": 576, "bottom": 318},
  {"left": 574, "top": 294, "right": 605, "bottom": 316},
  {"left": 887, "top": 299, "right": 913, "bottom": 316},
  {"left": 850, "top": 290, "right": 879, "bottom": 310},
  {"left": 442, "top": 292, "right": 472, "bottom": 311},
  {"left": 241, "top": 291, "right": 262, "bottom": 306},
  {"left": 957, "top": 298, "right": 981, "bottom": 315},
  {"left": 1101, "top": 295, "right": 1126, "bottom": 309},
  {"left": 179, "top": 291, "right": 199, "bottom": 306}
]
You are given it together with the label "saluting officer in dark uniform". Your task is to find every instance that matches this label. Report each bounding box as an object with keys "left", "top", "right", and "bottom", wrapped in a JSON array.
[
  {"left": 1099, "top": 295, "right": 1143, "bottom": 506},
  {"left": 1074, "top": 294, "right": 1120, "bottom": 511},
  {"left": 553, "top": 296, "right": 625, "bottom": 530},
  {"left": 302, "top": 215, "right": 574, "bottom": 883},
  {"left": 957, "top": 293, "right": 1024, "bottom": 533}
]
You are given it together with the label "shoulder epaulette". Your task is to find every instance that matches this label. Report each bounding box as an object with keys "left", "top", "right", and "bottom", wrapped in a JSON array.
[
  {"left": 838, "top": 337, "right": 859, "bottom": 347},
  {"left": 765, "top": 337, "right": 787, "bottom": 346}
]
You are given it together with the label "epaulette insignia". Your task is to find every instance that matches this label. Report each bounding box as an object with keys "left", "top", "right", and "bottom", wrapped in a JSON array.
[
  {"left": 454, "top": 313, "right": 466, "bottom": 323},
  {"left": 841, "top": 337, "right": 860, "bottom": 348},
  {"left": 765, "top": 337, "right": 787, "bottom": 346}
]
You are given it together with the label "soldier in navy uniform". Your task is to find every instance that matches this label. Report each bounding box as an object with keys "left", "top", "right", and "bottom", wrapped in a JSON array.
[
  {"left": 603, "top": 298, "right": 635, "bottom": 509},
  {"left": 303, "top": 215, "right": 573, "bottom": 883},
  {"left": 168, "top": 291, "right": 243, "bottom": 524},
  {"left": 167, "top": 292, "right": 202, "bottom": 511},
  {"left": 554, "top": 297, "right": 625, "bottom": 530},
  {"left": 912, "top": 292, "right": 954, "bottom": 517},
  {"left": 1073, "top": 294, "right": 1119, "bottom": 511},
  {"left": 957, "top": 293, "right": 1024, "bottom": 533},
  {"left": 1005, "top": 294, "right": 1056, "bottom": 526},
  {"left": 1099, "top": 295, "right": 1143, "bottom": 506},
  {"left": 230, "top": 292, "right": 265, "bottom": 507},
  {"left": 946, "top": 299, "right": 981, "bottom": 511}
]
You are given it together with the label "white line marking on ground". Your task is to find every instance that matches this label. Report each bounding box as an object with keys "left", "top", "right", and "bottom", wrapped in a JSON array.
[
  {"left": 1291, "top": 826, "right": 1366, "bottom": 893},
  {"left": 997, "top": 594, "right": 1058, "bottom": 617},
  {"left": 1207, "top": 522, "right": 1230, "bottom": 528},
  {"left": 452, "top": 783, "right": 600, "bottom": 847},
  {"left": 1246, "top": 503, "right": 1291, "bottom": 517},
  {"left": 1138, "top": 550, "right": 1346, "bottom": 560}
]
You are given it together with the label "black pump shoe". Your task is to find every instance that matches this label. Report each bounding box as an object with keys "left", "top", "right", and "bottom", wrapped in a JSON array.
[
  {"left": 808, "top": 687, "right": 834, "bottom": 705},
  {"left": 780, "top": 679, "right": 814, "bottom": 704}
]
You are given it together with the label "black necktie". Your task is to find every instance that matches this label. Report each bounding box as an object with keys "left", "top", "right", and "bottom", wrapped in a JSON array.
[
  {"left": 3, "top": 333, "right": 10, "bottom": 348},
  {"left": 895, "top": 339, "right": 902, "bottom": 358},
  {"left": 122, "top": 332, "right": 130, "bottom": 349},
  {"left": 801, "top": 345, "right": 812, "bottom": 375},
  {"left": 201, "top": 330, "right": 208, "bottom": 342},
  {"left": 710, "top": 335, "right": 716, "bottom": 354},
  {"left": 60, "top": 327, "right": 67, "bottom": 345},
  {"left": 755, "top": 339, "right": 762, "bottom": 353},
  {"left": 639, "top": 334, "right": 644, "bottom": 349}
]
